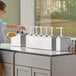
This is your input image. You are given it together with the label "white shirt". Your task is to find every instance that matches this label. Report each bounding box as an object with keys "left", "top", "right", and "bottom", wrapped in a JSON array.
[{"left": 0, "top": 20, "right": 7, "bottom": 43}]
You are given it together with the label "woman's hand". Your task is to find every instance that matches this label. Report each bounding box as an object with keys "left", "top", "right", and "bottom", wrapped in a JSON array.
[
  {"left": 6, "top": 32, "right": 16, "bottom": 38},
  {"left": 18, "top": 25, "right": 26, "bottom": 30}
]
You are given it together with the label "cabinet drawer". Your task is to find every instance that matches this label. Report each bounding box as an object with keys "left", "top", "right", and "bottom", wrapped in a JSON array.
[
  {"left": 15, "top": 53, "right": 51, "bottom": 70},
  {"left": 0, "top": 51, "right": 13, "bottom": 63}
]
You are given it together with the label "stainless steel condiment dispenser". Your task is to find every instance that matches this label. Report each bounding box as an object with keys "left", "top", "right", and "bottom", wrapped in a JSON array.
[
  {"left": 26, "top": 26, "right": 56, "bottom": 50},
  {"left": 11, "top": 29, "right": 28, "bottom": 47},
  {"left": 56, "top": 27, "right": 71, "bottom": 51},
  {"left": 56, "top": 36, "right": 71, "bottom": 51}
]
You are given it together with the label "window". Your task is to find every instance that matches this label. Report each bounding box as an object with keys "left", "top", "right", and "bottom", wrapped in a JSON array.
[{"left": 35, "top": 0, "right": 76, "bottom": 37}]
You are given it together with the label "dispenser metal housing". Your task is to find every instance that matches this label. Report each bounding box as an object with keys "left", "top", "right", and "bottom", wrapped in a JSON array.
[
  {"left": 56, "top": 36, "right": 71, "bottom": 51},
  {"left": 26, "top": 34, "right": 56, "bottom": 50},
  {"left": 11, "top": 34, "right": 27, "bottom": 47}
]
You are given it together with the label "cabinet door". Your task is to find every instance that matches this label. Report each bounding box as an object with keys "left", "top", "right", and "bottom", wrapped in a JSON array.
[
  {"left": 2, "top": 63, "right": 13, "bottom": 76},
  {"left": 32, "top": 68, "right": 51, "bottom": 76},
  {"left": 15, "top": 65, "right": 31, "bottom": 76}
]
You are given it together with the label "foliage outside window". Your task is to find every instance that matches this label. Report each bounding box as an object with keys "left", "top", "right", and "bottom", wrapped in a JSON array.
[{"left": 35, "top": 0, "right": 76, "bottom": 37}]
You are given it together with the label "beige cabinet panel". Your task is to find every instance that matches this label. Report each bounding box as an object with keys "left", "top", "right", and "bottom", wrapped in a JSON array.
[
  {"left": 15, "top": 65, "right": 31, "bottom": 76},
  {"left": 0, "top": 51, "right": 13, "bottom": 63},
  {"left": 52, "top": 55, "right": 76, "bottom": 76},
  {"left": 2, "top": 63, "right": 13, "bottom": 76},
  {"left": 32, "top": 68, "right": 51, "bottom": 76},
  {"left": 15, "top": 53, "right": 51, "bottom": 70}
]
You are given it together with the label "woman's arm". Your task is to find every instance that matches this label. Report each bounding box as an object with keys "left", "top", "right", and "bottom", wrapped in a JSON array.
[
  {"left": 6, "top": 24, "right": 26, "bottom": 38},
  {"left": 6, "top": 24, "right": 26, "bottom": 30}
]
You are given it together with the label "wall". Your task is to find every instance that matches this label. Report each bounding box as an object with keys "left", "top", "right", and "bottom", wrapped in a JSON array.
[
  {"left": 20, "top": 0, "right": 35, "bottom": 33},
  {"left": 1, "top": 0, "right": 20, "bottom": 43},
  {"left": 1, "top": 0, "right": 20, "bottom": 24}
]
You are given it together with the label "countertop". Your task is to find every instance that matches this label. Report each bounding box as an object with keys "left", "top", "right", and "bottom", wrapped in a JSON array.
[{"left": 0, "top": 43, "right": 75, "bottom": 57}]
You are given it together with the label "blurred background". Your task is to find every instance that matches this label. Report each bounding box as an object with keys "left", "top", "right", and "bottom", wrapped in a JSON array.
[
  {"left": 35, "top": 0, "right": 76, "bottom": 36},
  {"left": 1, "top": 0, "right": 76, "bottom": 42}
]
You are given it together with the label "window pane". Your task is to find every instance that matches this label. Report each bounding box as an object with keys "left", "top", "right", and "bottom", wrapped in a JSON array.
[{"left": 35, "top": 0, "right": 76, "bottom": 37}]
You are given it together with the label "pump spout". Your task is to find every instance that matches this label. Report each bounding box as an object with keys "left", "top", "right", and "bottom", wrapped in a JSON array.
[
  {"left": 33, "top": 26, "right": 38, "bottom": 35},
  {"left": 40, "top": 26, "right": 43, "bottom": 36},
  {"left": 50, "top": 27, "right": 54, "bottom": 36},
  {"left": 56, "top": 27, "right": 63, "bottom": 37},
  {"left": 45, "top": 26, "right": 48, "bottom": 36}
]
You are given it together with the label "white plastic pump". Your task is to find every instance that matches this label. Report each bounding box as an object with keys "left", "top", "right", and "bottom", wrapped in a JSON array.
[
  {"left": 50, "top": 27, "right": 54, "bottom": 36},
  {"left": 56, "top": 27, "right": 63, "bottom": 36}
]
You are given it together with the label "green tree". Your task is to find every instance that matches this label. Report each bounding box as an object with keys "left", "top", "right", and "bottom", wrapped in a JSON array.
[{"left": 65, "top": 0, "right": 76, "bottom": 20}]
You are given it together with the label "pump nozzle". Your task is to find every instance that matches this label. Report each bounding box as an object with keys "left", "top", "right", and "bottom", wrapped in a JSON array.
[
  {"left": 50, "top": 27, "right": 54, "bottom": 36},
  {"left": 56, "top": 27, "right": 63, "bottom": 37},
  {"left": 40, "top": 26, "right": 43, "bottom": 36},
  {"left": 34, "top": 26, "right": 38, "bottom": 36},
  {"left": 29, "top": 26, "right": 34, "bottom": 35},
  {"left": 45, "top": 26, "right": 48, "bottom": 36}
]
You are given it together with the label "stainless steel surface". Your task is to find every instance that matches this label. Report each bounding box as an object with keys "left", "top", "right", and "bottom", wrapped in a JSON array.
[
  {"left": 11, "top": 34, "right": 26, "bottom": 47},
  {"left": 11, "top": 26, "right": 72, "bottom": 51},
  {"left": 56, "top": 36, "right": 71, "bottom": 51},
  {"left": 0, "top": 43, "right": 71, "bottom": 56},
  {"left": 26, "top": 34, "right": 56, "bottom": 50}
]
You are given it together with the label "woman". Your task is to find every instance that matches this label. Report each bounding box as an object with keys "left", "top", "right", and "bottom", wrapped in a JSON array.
[{"left": 0, "top": 1, "right": 26, "bottom": 43}]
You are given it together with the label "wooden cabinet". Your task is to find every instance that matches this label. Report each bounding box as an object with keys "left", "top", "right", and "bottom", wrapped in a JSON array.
[
  {"left": 0, "top": 63, "right": 2, "bottom": 76},
  {"left": 15, "top": 65, "right": 31, "bottom": 76},
  {"left": 2, "top": 63, "right": 13, "bottom": 76},
  {"left": 32, "top": 68, "right": 50, "bottom": 76}
]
